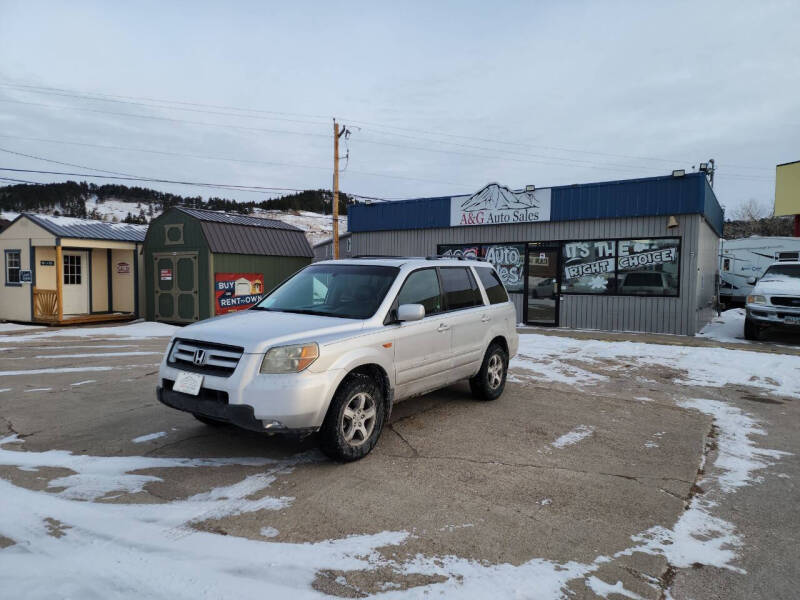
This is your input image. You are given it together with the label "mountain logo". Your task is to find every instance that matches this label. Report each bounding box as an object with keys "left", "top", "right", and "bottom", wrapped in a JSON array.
[{"left": 450, "top": 183, "right": 551, "bottom": 227}]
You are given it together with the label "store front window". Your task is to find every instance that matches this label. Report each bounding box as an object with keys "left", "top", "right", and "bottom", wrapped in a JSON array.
[
  {"left": 438, "top": 243, "right": 524, "bottom": 293},
  {"left": 561, "top": 240, "right": 616, "bottom": 294},
  {"left": 616, "top": 238, "right": 680, "bottom": 296}
]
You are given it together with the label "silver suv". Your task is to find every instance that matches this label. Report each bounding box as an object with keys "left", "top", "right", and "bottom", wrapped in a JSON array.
[{"left": 157, "top": 257, "right": 518, "bottom": 461}]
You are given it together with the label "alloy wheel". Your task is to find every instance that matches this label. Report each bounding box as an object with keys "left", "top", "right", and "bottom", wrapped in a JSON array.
[
  {"left": 341, "top": 392, "right": 376, "bottom": 447},
  {"left": 487, "top": 353, "right": 504, "bottom": 390}
]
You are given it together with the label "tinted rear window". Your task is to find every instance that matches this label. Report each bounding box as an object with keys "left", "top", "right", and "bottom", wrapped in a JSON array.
[
  {"left": 475, "top": 267, "right": 508, "bottom": 304},
  {"left": 440, "top": 267, "right": 482, "bottom": 310}
]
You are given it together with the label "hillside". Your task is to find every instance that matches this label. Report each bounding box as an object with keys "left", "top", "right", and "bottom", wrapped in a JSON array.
[{"left": 0, "top": 181, "right": 348, "bottom": 245}]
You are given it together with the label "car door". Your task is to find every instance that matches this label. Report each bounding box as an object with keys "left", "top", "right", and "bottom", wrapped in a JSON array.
[
  {"left": 391, "top": 268, "right": 453, "bottom": 400},
  {"left": 438, "top": 266, "right": 487, "bottom": 380}
]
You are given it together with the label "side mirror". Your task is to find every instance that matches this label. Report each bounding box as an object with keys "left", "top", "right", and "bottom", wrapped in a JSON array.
[
  {"left": 747, "top": 277, "right": 757, "bottom": 285},
  {"left": 397, "top": 303, "right": 425, "bottom": 322}
]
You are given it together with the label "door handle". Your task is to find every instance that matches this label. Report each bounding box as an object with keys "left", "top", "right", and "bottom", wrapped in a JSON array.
[
  {"left": 437, "top": 323, "right": 450, "bottom": 332},
  {"left": 481, "top": 314, "right": 491, "bottom": 322}
]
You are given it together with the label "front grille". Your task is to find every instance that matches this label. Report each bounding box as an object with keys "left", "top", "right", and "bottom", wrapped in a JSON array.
[
  {"left": 163, "top": 379, "right": 229, "bottom": 404},
  {"left": 771, "top": 296, "right": 800, "bottom": 307},
  {"left": 167, "top": 338, "right": 244, "bottom": 377}
]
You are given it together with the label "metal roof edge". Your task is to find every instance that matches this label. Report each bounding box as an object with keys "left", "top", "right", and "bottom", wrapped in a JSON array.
[{"left": 313, "top": 232, "right": 352, "bottom": 248}]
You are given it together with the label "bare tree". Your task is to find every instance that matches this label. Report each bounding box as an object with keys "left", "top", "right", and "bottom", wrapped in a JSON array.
[{"left": 729, "top": 198, "right": 771, "bottom": 221}]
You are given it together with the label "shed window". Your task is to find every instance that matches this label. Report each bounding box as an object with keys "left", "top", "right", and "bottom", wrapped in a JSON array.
[
  {"left": 5, "top": 250, "right": 21, "bottom": 285},
  {"left": 64, "top": 255, "right": 82, "bottom": 285}
]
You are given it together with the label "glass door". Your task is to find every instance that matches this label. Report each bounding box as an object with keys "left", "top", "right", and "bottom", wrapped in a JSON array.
[{"left": 525, "top": 245, "right": 560, "bottom": 326}]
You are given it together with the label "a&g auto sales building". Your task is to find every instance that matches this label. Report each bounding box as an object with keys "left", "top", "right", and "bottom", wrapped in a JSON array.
[{"left": 325, "top": 172, "right": 722, "bottom": 335}]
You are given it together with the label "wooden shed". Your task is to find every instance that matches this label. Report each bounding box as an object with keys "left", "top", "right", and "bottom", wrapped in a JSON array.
[
  {"left": 0, "top": 213, "right": 146, "bottom": 324},
  {"left": 143, "top": 207, "right": 313, "bottom": 323}
]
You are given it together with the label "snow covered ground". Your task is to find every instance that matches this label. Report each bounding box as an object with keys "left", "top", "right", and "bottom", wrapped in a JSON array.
[
  {"left": 0, "top": 323, "right": 796, "bottom": 598},
  {"left": 697, "top": 308, "right": 748, "bottom": 343},
  {"left": 0, "top": 320, "right": 177, "bottom": 343}
]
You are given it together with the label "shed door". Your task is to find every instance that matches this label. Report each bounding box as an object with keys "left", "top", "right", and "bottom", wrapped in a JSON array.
[
  {"left": 62, "top": 251, "right": 90, "bottom": 315},
  {"left": 154, "top": 252, "right": 198, "bottom": 323}
]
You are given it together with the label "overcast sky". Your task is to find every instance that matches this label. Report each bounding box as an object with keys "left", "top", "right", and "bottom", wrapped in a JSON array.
[{"left": 1, "top": 0, "right": 798, "bottom": 214}]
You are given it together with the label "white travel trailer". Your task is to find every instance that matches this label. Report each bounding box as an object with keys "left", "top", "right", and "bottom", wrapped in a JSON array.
[{"left": 720, "top": 236, "right": 800, "bottom": 305}]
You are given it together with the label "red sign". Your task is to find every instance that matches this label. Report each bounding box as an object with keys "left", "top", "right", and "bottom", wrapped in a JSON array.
[
  {"left": 160, "top": 268, "right": 173, "bottom": 281},
  {"left": 215, "top": 272, "right": 265, "bottom": 315},
  {"left": 116, "top": 262, "right": 131, "bottom": 274}
]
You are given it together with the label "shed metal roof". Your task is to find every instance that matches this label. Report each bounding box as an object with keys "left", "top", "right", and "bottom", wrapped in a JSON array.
[
  {"left": 200, "top": 221, "right": 313, "bottom": 257},
  {"left": 23, "top": 213, "right": 147, "bottom": 242},
  {"left": 176, "top": 207, "right": 302, "bottom": 231}
]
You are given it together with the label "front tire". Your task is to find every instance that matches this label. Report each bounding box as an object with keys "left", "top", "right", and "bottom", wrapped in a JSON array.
[
  {"left": 744, "top": 318, "right": 761, "bottom": 341},
  {"left": 320, "top": 374, "right": 385, "bottom": 462},
  {"left": 469, "top": 343, "right": 508, "bottom": 401}
]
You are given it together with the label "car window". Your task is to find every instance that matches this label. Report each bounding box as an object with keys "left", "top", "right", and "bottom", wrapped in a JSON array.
[
  {"left": 396, "top": 268, "right": 442, "bottom": 316},
  {"left": 475, "top": 266, "right": 509, "bottom": 304},
  {"left": 256, "top": 264, "right": 398, "bottom": 319},
  {"left": 440, "top": 267, "right": 482, "bottom": 311}
]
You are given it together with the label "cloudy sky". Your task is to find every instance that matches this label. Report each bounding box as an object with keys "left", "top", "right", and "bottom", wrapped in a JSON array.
[{"left": 0, "top": 0, "right": 797, "bottom": 213}]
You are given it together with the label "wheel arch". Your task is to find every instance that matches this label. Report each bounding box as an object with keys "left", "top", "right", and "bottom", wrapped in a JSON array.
[
  {"left": 325, "top": 362, "right": 394, "bottom": 425},
  {"left": 488, "top": 335, "right": 508, "bottom": 356}
]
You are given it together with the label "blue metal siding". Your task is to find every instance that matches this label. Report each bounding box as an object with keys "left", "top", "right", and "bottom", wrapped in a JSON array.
[
  {"left": 348, "top": 195, "right": 450, "bottom": 232},
  {"left": 348, "top": 173, "right": 724, "bottom": 235},
  {"left": 700, "top": 176, "right": 724, "bottom": 236},
  {"left": 550, "top": 174, "right": 702, "bottom": 222}
]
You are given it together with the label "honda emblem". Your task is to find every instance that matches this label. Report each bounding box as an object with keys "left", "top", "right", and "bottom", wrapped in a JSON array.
[{"left": 192, "top": 349, "right": 207, "bottom": 366}]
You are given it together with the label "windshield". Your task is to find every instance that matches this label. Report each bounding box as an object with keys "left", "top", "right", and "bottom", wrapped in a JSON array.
[
  {"left": 761, "top": 264, "right": 800, "bottom": 280},
  {"left": 254, "top": 264, "right": 399, "bottom": 319}
]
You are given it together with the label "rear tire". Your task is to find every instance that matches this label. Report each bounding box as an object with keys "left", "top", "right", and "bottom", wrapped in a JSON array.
[
  {"left": 320, "top": 374, "right": 385, "bottom": 462},
  {"left": 744, "top": 318, "right": 761, "bottom": 341},
  {"left": 193, "top": 413, "right": 226, "bottom": 426},
  {"left": 469, "top": 343, "right": 508, "bottom": 401}
]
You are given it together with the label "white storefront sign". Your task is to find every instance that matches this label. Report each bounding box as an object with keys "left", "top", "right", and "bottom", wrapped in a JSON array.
[{"left": 450, "top": 183, "right": 551, "bottom": 227}]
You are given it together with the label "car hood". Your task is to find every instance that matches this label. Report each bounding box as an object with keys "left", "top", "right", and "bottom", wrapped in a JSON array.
[
  {"left": 176, "top": 310, "right": 366, "bottom": 353},
  {"left": 753, "top": 278, "right": 800, "bottom": 297}
]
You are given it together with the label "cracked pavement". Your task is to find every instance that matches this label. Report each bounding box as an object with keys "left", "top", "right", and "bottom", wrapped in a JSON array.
[{"left": 0, "top": 326, "right": 797, "bottom": 598}]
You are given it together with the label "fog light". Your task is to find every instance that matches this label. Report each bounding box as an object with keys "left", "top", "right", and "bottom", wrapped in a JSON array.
[{"left": 262, "top": 420, "right": 284, "bottom": 430}]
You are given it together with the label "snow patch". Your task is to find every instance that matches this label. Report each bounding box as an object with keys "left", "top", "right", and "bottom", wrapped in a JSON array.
[
  {"left": 678, "top": 399, "right": 791, "bottom": 492},
  {"left": 132, "top": 432, "right": 167, "bottom": 444},
  {"left": 552, "top": 425, "right": 595, "bottom": 449},
  {"left": 697, "top": 308, "right": 748, "bottom": 343},
  {"left": 515, "top": 334, "right": 800, "bottom": 398},
  {"left": 586, "top": 576, "right": 644, "bottom": 599}
]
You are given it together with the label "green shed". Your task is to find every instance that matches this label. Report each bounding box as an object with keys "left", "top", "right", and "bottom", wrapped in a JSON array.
[{"left": 143, "top": 207, "right": 313, "bottom": 323}]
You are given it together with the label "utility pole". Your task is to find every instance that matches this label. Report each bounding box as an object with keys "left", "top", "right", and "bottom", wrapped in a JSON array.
[{"left": 333, "top": 119, "right": 340, "bottom": 259}]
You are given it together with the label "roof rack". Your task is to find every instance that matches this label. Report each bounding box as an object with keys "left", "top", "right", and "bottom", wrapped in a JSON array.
[
  {"left": 425, "top": 254, "right": 487, "bottom": 261},
  {"left": 351, "top": 255, "right": 408, "bottom": 259}
]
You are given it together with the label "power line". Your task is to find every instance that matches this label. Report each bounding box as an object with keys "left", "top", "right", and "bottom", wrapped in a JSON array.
[
  {"left": 0, "top": 166, "right": 396, "bottom": 204},
  {"left": 0, "top": 98, "right": 330, "bottom": 142},
  {"left": 0, "top": 81, "right": 331, "bottom": 121},
  {"left": 0, "top": 82, "right": 331, "bottom": 127},
  {"left": 0, "top": 134, "right": 475, "bottom": 189},
  {"left": 2, "top": 79, "right": 773, "bottom": 173}
]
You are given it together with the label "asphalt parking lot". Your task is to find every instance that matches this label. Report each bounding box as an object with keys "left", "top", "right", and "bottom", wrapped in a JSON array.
[{"left": 1, "top": 324, "right": 798, "bottom": 599}]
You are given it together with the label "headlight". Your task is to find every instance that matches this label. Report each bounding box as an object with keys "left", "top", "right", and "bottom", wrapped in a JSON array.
[
  {"left": 260, "top": 342, "right": 319, "bottom": 374},
  {"left": 747, "top": 295, "right": 767, "bottom": 305}
]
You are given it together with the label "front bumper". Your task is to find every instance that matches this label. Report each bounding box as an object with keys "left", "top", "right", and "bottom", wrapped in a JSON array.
[
  {"left": 158, "top": 355, "right": 344, "bottom": 431},
  {"left": 746, "top": 303, "right": 800, "bottom": 328}
]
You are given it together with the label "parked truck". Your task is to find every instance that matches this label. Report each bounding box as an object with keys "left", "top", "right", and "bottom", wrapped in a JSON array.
[{"left": 719, "top": 237, "right": 800, "bottom": 307}]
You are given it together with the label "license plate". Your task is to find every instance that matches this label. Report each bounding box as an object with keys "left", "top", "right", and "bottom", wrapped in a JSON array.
[
  {"left": 784, "top": 316, "right": 800, "bottom": 325},
  {"left": 173, "top": 371, "right": 203, "bottom": 396}
]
